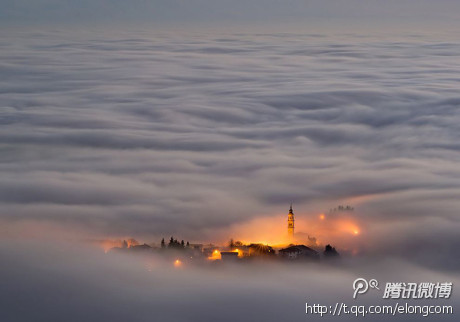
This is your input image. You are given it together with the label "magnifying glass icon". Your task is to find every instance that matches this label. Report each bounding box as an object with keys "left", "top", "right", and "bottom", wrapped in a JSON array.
[{"left": 369, "top": 279, "right": 380, "bottom": 290}]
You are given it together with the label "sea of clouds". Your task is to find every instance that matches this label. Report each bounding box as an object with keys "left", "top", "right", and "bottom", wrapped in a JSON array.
[
  {"left": 1, "top": 28, "right": 460, "bottom": 258},
  {"left": 1, "top": 25, "right": 460, "bottom": 321}
]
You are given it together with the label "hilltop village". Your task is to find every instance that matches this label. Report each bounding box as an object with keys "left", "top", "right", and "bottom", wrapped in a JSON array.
[{"left": 107, "top": 205, "right": 343, "bottom": 264}]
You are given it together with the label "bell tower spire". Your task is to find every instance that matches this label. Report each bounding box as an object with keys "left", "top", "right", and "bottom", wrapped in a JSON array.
[{"left": 288, "top": 204, "right": 295, "bottom": 238}]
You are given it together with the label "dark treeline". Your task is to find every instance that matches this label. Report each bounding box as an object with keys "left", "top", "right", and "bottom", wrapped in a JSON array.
[{"left": 161, "top": 237, "right": 190, "bottom": 249}]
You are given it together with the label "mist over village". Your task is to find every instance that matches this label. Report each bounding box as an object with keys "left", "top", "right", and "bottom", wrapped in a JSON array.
[{"left": 101, "top": 204, "right": 346, "bottom": 265}]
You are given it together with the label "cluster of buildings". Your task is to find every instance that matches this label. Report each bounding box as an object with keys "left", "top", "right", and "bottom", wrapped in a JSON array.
[{"left": 109, "top": 205, "right": 340, "bottom": 263}]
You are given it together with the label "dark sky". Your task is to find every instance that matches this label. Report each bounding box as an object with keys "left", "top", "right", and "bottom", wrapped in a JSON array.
[{"left": 1, "top": 0, "right": 460, "bottom": 29}]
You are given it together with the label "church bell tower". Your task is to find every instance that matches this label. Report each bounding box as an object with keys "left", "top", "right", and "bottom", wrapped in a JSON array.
[{"left": 287, "top": 204, "right": 295, "bottom": 238}]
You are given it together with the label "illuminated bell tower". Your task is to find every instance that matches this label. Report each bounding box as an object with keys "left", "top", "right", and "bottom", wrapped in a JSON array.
[{"left": 288, "top": 204, "right": 295, "bottom": 238}]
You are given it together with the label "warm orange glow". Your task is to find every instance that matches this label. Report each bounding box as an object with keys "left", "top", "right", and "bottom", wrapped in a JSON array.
[
  {"left": 174, "top": 259, "right": 182, "bottom": 267},
  {"left": 97, "top": 238, "right": 139, "bottom": 253},
  {"left": 208, "top": 250, "right": 221, "bottom": 260},
  {"left": 99, "top": 240, "right": 121, "bottom": 253},
  {"left": 233, "top": 248, "right": 243, "bottom": 257},
  {"left": 221, "top": 209, "right": 363, "bottom": 250}
]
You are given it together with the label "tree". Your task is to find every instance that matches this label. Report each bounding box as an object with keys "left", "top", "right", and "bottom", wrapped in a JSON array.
[
  {"left": 324, "top": 244, "right": 340, "bottom": 258},
  {"left": 181, "top": 240, "right": 185, "bottom": 247},
  {"left": 161, "top": 238, "right": 165, "bottom": 248},
  {"left": 186, "top": 241, "right": 190, "bottom": 247},
  {"left": 229, "top": 238, "right": 235, "bottom": 248}
]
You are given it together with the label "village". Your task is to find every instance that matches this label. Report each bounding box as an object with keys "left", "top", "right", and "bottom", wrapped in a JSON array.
[{"left": 106, "top": 205, "right": 343, "bottom": 265}]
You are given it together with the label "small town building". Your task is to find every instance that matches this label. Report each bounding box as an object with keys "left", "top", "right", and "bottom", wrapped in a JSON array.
[
  {"left": 279, "top": 245, "right": 319, "bottom": 260},
  {"left": 220, "top": 251, "right": 239, "bottom": 261}
]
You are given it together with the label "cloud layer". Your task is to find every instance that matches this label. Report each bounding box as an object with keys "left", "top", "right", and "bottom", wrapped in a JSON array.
[
  {"left": 1, "top": 28, "right": 460, "bottom": 270},
  {"left": 1, "top": 242, "right": 459, "bottom": 322}
]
